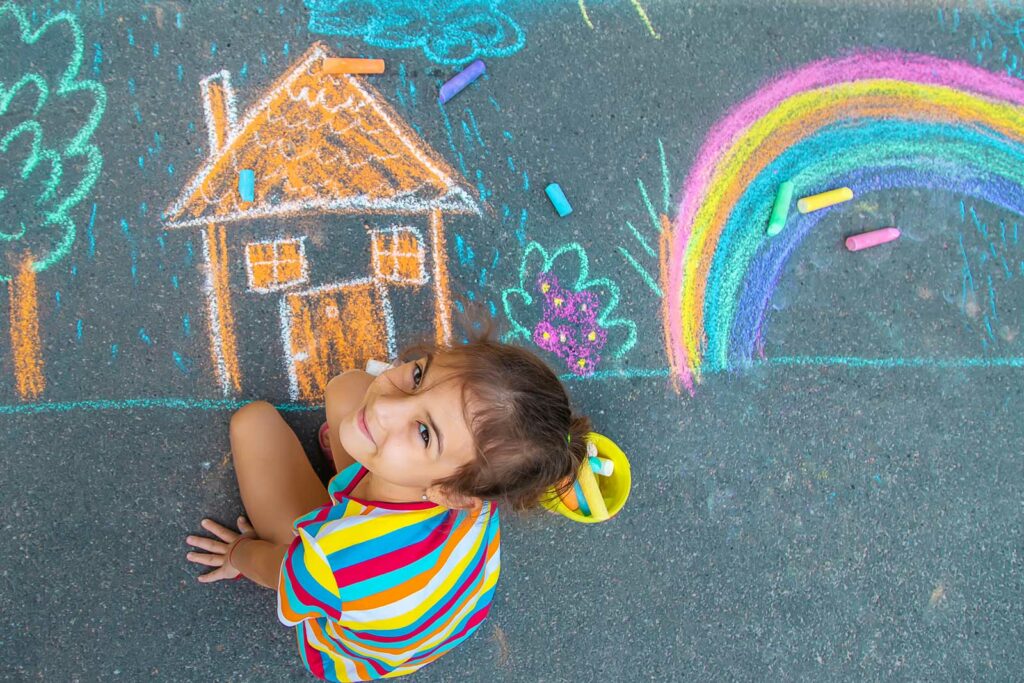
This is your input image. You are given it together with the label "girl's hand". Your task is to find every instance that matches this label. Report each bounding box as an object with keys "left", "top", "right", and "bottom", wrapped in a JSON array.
[{"left": 186, "top": 516, "right": 257, "bottom": 583}]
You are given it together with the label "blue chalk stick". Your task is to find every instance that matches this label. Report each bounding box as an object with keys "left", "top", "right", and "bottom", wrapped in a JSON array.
[
  {"left": 573, "top": 479, "right": 591, "bottom": 516},
  {"left": 545, "top": 183, "right": 572, "bottom": 217},
  {"left": 439, "top": 59, "right": 485, "bottom": 104},
  {"left": 238, "top": 169, "right": 255, "bottom": 202}
]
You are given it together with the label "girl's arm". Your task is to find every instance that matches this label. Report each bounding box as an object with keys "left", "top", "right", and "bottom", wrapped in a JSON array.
[
  {"left": 226, "top": 371, "right": 374, "bottom": 590},
  {"left": 229, "top": 538, "right": 289, "bottom": 589}
]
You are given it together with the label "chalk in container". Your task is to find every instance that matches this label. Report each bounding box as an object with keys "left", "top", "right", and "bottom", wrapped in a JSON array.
[
  {"left": 797, "top": 187, "right": 853, "bottom": 213},
  {"left": 322, "top": 57, "right": 385, "bottom": 75},
  {"left": 573, "top": 479, "right": 591, "bottom": 516},
  {"left": 559, "top": 480, "right": 580, "bottom": 512},
  {"left": 767, "top": 180, "right": 795, "bottom": 236},
  {"left": 846, "top": 227, "right": 900, "bottom": 252},
  {"left": 576, "top": 457, "right": 609, "bottom": 521},
  {"left": 238, "top": 169, "right": 255, "bottom": 202},
  {"left": 545, "top": 183, "right": 573, "bottom": 217},
  {"left": 589, "top": 456, "right": 614, "bottom": 477},
  {"left": 439, "top": 59, "right": 486, "bottom": 104}
]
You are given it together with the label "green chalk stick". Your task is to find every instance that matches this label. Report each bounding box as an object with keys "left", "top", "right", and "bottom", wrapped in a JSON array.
[{"left": 767, "top": 181, "right": 795, "bottom": 236}]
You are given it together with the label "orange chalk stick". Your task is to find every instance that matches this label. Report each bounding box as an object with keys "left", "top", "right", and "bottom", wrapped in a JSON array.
[
  {"left": 556, "top": 477, "right": 580, "bottom": 512},
  {"left": 552, "top": 479, "right": 577, "bottom": 509},
  {"left": 323, "top": 58, "right": 385, "bottom": 75}
]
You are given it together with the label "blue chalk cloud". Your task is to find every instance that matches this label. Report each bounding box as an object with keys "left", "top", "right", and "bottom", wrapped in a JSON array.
[{"left": 304, "top": 0, "right": 526, "bottom": 65}]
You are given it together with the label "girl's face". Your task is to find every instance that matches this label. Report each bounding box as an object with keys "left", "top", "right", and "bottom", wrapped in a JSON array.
[{"left": 339, "top": 355, "right": 477, "bottom": 492}]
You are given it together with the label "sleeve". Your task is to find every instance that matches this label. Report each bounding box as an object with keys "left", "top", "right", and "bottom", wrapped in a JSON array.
[{"left": 277, "top": 526, "right": 342, "bottom": 626}]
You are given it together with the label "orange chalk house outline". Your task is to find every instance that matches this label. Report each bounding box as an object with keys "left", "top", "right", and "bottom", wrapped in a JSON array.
[{"left": 163, "top": 43, "right": 479, "bottom": 401}]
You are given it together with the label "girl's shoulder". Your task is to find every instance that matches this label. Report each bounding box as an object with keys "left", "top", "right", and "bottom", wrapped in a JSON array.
[{"left": 327, "top": 460, "right": 366, "bottom": 499}]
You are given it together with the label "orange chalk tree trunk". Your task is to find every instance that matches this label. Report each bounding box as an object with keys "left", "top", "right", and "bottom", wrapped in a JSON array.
[{"left": 8, "top": 257, "right": 44, "bottom": 398}]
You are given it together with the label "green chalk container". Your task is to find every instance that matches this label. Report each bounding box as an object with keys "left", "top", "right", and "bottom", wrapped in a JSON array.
[{"left": 766, "top": 181, "right": 794, "bottom": 236}]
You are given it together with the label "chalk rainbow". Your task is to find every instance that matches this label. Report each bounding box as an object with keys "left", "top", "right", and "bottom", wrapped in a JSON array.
[{"left": 666, "top": 51, "right": 1024, "bottom": 392}]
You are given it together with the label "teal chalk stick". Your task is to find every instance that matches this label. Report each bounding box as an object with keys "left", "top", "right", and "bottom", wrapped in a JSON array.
[
  {"left": 574, "top": 479, "right": 591, "bottom": 516},
  {"left": 238, "top": 169, "right": 255, "bottom": 202},
  {"left": 545, "top": 183, "right": 572, "bottom": 217},
  {"left": 767, "top": 180, "right": 794, "bottom": 236},
  {"left": 589, "top": 456, "right": 613, "bottom": 476}
]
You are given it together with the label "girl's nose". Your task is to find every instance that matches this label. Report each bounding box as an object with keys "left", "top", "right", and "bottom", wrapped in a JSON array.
[{"left": 369, "top": 390, "right": 412, "bottom": 434}]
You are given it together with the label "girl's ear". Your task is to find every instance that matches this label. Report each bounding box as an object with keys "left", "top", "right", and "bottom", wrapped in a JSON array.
[{"left": 427, "top": 486, "right": 483, "bottom": 511}]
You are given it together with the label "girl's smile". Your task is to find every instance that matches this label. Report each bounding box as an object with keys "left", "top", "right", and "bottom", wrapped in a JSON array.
[{"left": 357, "top": 406, "right": 376, "bottom": 446}]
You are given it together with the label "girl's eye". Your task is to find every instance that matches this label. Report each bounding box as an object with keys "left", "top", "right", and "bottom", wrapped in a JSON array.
[
  {"left": 412, "top": 363, "right": 423, "bottom": 388},
  {"left": 418, "top": 422, "right": 430, "bottom": 447}
]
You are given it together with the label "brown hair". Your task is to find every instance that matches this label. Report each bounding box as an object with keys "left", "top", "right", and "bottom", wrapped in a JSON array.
[{"left": 397, "top": 303, "right": 591, "bottom": 512}]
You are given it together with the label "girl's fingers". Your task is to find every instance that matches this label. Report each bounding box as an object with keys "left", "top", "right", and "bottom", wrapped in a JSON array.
[
  {"left": 185, "top": 535, "right": 229, "bottom": 554},
  {"left": 197, "top": 567, "right": 228, "bottom": 583},
  {"left": 237, "top": 516, "right": 254, "bottom": 533},
  {"left": 200, "top": 518, "right": 238, "bottom": 541},
  {"left": 186, "top": 551, "right": 225, "bottom": 568}
]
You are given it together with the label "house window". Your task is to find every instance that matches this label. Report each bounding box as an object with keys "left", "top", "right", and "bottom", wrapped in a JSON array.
[
  {"left": 245, "top": 238, "right": 308, "bottom": 292},
  {"left": 371, "top": 226, "right": 427, "bottom": 284}
]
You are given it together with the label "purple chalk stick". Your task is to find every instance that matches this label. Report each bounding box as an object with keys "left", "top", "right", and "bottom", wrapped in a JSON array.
[{"left": 439, "top": 60, "right": 486, "bottom": 104}]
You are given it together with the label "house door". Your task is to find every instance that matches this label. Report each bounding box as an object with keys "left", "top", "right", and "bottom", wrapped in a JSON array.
[{"left": 282, "top": 280, "right": 391, "bottom": 401}]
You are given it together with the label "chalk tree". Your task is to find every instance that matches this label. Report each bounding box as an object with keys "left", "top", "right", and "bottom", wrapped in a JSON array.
[{"left": 0, "top": 4, "right": 105, "bottom": 398}]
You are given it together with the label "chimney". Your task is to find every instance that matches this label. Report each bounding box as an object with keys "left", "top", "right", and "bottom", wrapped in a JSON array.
[{"left": 199, "top": 70, "right": 237, "bottom": 156}]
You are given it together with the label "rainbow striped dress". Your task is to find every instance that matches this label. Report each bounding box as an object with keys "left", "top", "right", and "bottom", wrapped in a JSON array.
[{"left": 277, "top": 462, "right": 501, "bottom": 681}]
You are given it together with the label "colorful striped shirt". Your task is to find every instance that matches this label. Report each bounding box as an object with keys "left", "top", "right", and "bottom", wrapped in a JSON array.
[{"left": 277, "top": 462, "right": 501, "bottom": 681}]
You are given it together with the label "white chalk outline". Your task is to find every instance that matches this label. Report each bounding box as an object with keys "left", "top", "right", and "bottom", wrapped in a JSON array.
[
  {"left": 243, "top": 236, "right": 309, "bottom": 292},
  {"left": 199, "top": 70, "right": 238, "bottom": 154},
  {"left": 371, "top": 225, "right": 427, "bottom": 285},
  {"left": 201, "top": 224, "right": 231, "bottom": 396},
  {"left": 163, "top": 194, "right": 477, "bottom": 228},
  {"left": 430, "top": 209, "right": 452, "bottom": 346}
]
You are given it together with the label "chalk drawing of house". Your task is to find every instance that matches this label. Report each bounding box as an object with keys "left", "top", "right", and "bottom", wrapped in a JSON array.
[{"left": 163, "top": 43, "right": 478, "bottom": 401}]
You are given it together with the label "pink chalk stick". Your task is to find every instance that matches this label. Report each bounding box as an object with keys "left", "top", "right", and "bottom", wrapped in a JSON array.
[{"left": 845, "top": 227, "right": 901, "bottom": 252}]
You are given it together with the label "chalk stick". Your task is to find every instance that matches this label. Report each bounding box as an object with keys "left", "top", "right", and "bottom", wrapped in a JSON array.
[
  {"left": 559, "top": 481, "right": 580, "bottom": 512},
  {"left": 238, "top": 169, "right": 255, "bottom": 202},
  {"left": 573, "top": 479, "right": 591, "bottom": 516},
  {"left": 439, "top": 59, "right": 485, "bottom": 104},
  {"left": 545, "top": 183, "right": 573, "bottom": 217},
  {"left": 576, "top": 458, "right": 609, "bottom": 521},
  {"left": 766, "top": 181, "right": 794, "bottom": 236},
  {"left": 323, "top": 58, "right": 385, "bottom": 75},
  {"left": 797, "top": 187, "right": 853, "bottom": 214},
  {"left": 365, "top": 359, "right": 391, "bottom": 376},
  {"left": 845, "top": 227, "right": 901, "bottom": 252},
  {"left": 589, "top": 456, "right": 614, "bottom": 477}
]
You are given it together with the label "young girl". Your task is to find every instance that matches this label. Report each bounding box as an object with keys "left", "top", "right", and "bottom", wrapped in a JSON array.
[{"left": 184, "top": 322, "right": 592, "bottom": 681}]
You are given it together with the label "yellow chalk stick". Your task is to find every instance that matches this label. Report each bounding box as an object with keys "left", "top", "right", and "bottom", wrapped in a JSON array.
[
  {"left": 797, "top": 187, "right": 853, "bottom": 214},
  {"left": 576, "top": 458, "right": 609, "bottom": 521},
  {"left": 322, "top": 58, "right": 385, "bottom": 75}
]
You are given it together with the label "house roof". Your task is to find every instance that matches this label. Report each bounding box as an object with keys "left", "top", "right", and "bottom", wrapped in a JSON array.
[{"left": 163, "top": 43, "right": 478, "bottom": 229}]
